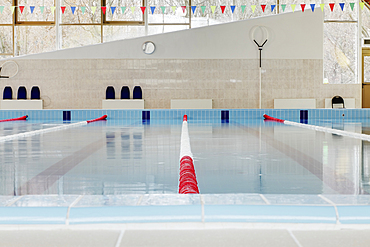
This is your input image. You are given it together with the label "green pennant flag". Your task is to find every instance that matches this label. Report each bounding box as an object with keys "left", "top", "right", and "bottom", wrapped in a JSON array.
[
  {"left": 320, "top": 3, "right": 325, "bottom": 11},
  {"left": 201, "top": 5, "right": 206, "bottom": 13},
  {"left": 281, "top": 4, "right": 286, "bottom": 12},
  {"left": 349, "top": 2, "right": 355, "bottom": 10},
  {"left": 0, "top": 6, "right": 4, "bottom": 14},
  {"left": 241, "top": 5, "right": 246, "bottom": 13},
  {"left": 291, "top": 4, "right": 296, "bottom": 12},
  {"left": 11, "top": 6, "right": 15, "bottom": 14},
  {"left": 211, "top": 5, "right": 216, "bottom": 13},
  {"left": 81, "top": 6, "right": 86, "bottom": 14},
  {"left": 160, "top": 6, "right": 165, "bottom": 13},
  {"left": 251, "top": 5, "right": 256, "bottom": 13},
  {"left": 121, "top": 6, "right": 126, "bottom": 14},
  {"left": 39, "top": 6, "right": 44, "bottom": 13},
  {"left": 130, "top": 6, "right": 135, "bottom": 14},
  {"left": 171, "top": 6, "right": 176, "bottom": 13},
  {"left": 360, "top": 2, "right": 364, "bottom": 10},
  {"left": 91, "top": 6, "right": 96, "bottom": 14}
]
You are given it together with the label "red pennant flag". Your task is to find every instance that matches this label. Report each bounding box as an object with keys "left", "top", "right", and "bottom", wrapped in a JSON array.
[
  {"left": 220, "top": 5, "right": 226, "bottom": 13},
  {"left": 181, "top": 6, "right": 186, "bottom": 13},
  {"left": 261, "top": 4, "right": 266, "bottom": 12},
  {"left": 300, "top": 4, "right": 305, "bottom": 12},
  {"left": 19, "top": 6, "right": 24, "bottom": 13},
  {"left": 329, "top": 3, "right": 335, "bottom": 11},
  {"left": 101, "top": 6, "right": 106, "bottom": 14},
  {"left": 61, "top": 6, "right": 66, "bottom": 14},
  {"left": 140, "top": 6, "right": 146, "bottom": 14}
]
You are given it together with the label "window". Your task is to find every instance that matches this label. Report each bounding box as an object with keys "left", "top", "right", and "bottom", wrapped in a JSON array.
[
  {"left": 17, "top": 86, "right": 27, "bottom": 99},
  {"left": 31, "top": 86, "right": 40, "bottom": 99},
  {"left": 3, "top": 86, "right": 12, "bottom": 99},
  {"left": 121, "top": 86, "right": 130, "bottom": 99},
  {"left": 133, "top": 86, "right": 142, "bottom": 99},
  {"left": 106, "top": 86, "right": 115, "bottom": 99}
]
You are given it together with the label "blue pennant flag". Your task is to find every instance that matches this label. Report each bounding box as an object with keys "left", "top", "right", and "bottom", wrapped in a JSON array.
[
  {"left": 30, "top": 6, "right": 35, "bottom": 13},
  {"left": 271, "top": 4, "right": 276, "bottom": 12},
  {"left": 71, "top": 6, "right": 76, "bottom": 14},
  {"left": 111, "top": 6, "right": 116, "bottom": 14},
  {"left": 150, "top": 6, "right": 156, "bottom": 14},
  {"left": 310, "top": 3, "right": 315, "bottom": 12},
  {"left": 339, "top": 3, "right": 345, "bottom": 11},
  {"left": 191, "top": 6, "right": 196, "bottom": 14},
  {"left": 230, "top": 5, "right": 235, "bottom": 13}
]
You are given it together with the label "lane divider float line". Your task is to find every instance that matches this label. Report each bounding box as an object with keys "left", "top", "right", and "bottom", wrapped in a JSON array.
[{"left": 179, "top": 115, "right": 199, "bottom": 194}]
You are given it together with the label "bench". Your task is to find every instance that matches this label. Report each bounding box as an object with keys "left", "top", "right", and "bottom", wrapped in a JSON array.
[{"left": 0, "top": 100, "right": 43, "bottom": 109}]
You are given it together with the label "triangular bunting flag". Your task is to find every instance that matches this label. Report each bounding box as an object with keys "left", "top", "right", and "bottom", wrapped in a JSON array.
[
  {"left": 81, "top": 6, "right": 86, "bottom": 14},
  {"left": 301, "top": 4, "right": 305, "bottom": 12},
  {"left": 101, "top": 6, "right": 106, "bottom": 14},
  {"left": 160, "top": 6, "right": 165, "bottom": 13},
  {"left": 291, "top": 4, "right": 296, "bottom": 12},
  {"left": 339, "top": 3, "right": 345, "bottom": 11},
  {"left": 211, "top": 6, "right": 216, "bottom": 13},
  {"left": 150, "top": 6, "right": 155, "bottom": 14},
  {"left": 261, "top": 4, "right": 266, "bottom": 12},
  {"left": 130, "top": 6, "right": 135, "bottom": 14},
  {"left": 220, "top": 6, "right": 226, "bottom": 13},
  {"left": 121, "top": 6, "right": 126, "bottom": 14},
  {"left": 281, "top": 4, "right": 286, "bottom": 12},
  {"left": 39, "top": 6, "right": 44, "bottom": 13},
  {"left": 140, "top": 6, "right": 146, "bottom": 14},
  {"left": 271, "top": 4, "right": 276, "bottom": 12},
  {"left": 91, "top": 6, "right": 96, "bottom": 14},
  {"left": 50, "top": 6, "right": 56, "bottom": 13},
  {"left": 181, "top": 6, "right": 186, "bottom": 13},
  {"left": 111, "top": 6, "right": 116, "bottom": 14},
  {"left": 230, "top": 5, "right": 235, "bottom": 13},
  {"left": 11, "top": 6, "right": 15, "bottom": 14},
  {"left": 241, "top": 5, "right": 246, "bottom": 13},
  {"left": 171, "top": 6, "right": 176, "bottom": 13},
  {"left": 310, "top": 4, "right": 315, "bottom": 12},
  {"left": 61, "top": 6, "right": 66, "bottom": 14},
  {"left": 19, "top": 6, "right": 24, "bottom": 14},
  {"left": 201, "top": 6, "right": 206, "bottom": 13},
  {"left": 360, "top": 2, "right": 364, "bottom": 10},
  {"left": 350, "top": 3, "right": 355, "bottom": 11},
  {"left": 320, "top": 3, "right": 325, "bottom": 11},
  {"left": 0, "top": 6, "right": 4, "bottom": 14},
  {"left": 329, "top": 3, "right": 335, "bottom": 11},
  {"left": 191, "top": 6, "right": 196, "bottom": 14},
  {"left": 251, "top": 5, "right": 256, "bottom": 13},
  {"left": 30, "top": 6, "right": 35, "bottom": 13},
  {"left": 71, "top": 6, "right": 76, "bottom": 14}
]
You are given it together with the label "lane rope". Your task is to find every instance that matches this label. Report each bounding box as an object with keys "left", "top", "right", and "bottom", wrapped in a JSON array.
[
  {"left": 263, "top": 114, "right": 370, "bottom": 142},
  {"left": 0, "top": 115, "right": 107, "bottom": 143},
  {"left": 178, "top": 115, "right": 199, "bottom": 194},
  {"left": 0, "top": 115, "right": 28, "bottom": 122}
]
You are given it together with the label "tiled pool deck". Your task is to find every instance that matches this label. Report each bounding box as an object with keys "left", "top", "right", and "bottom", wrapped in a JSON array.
[{"left": 1, "top": 194, "right": 370, "bottom": 225}]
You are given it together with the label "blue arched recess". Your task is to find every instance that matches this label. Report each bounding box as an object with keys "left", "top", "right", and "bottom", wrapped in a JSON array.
[
  {"left": 17, "top": 86, "right": 27, "bottom": 99},
  {"left": 106, "top": 86, "right": 115, "bottom": 99},
  {"left": 133, "top": 86, "right": 142, "bottom": 99},
  {"left": 3, "top": 86, "right": 12, "bottom": 99},
  {"left": 31, "top": 86, "right": 40, "bottom": 100},
  {"left": 121, "top": 86, "right": 130, "bottom": 99}
]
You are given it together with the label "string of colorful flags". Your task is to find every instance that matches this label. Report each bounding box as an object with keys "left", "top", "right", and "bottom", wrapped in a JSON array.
[{"left": 0, "top": 3, "right": 366, "bottom": 15}]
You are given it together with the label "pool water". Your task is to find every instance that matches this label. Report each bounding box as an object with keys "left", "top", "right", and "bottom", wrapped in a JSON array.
[{"left": 0, "top": 118, "right": 368, "bottom": 196}]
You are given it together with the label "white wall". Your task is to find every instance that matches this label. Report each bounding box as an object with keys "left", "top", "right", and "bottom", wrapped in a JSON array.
[{"left": 10, "top": 10, "right": 323, "bottom": 60}]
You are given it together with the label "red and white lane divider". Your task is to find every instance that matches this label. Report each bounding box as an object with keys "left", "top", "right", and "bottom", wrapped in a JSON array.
[
  {"left": 0, "top": 115, "right": 107, "bottom": 143},
  {"left": 0, "top": 115, "right": 28, "bottom": 122},
  {"left": 264, "top": 114, "right": 370, "bottom": 142},
  {"left": 179, "top": 115, "right": 199, "bottom": 194}
]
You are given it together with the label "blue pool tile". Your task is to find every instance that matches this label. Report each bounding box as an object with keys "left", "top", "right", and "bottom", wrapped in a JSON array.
[
  {"left": 140, "top": 194, "right": 201, "bottom": 205},
  {"left": 69, "top": 205, "right": 202, "bottom": 224},
  {"left": 0, "top": 207, "right": 68, "bottom": 224},
  {"left": 204, "top": 205, "right": 336, "bottom": 223},
  {"left": 203, "top": 194, "right": 266, "bottom": 205},
  {"left": 75, "top": 195, "right": 142, "bottom": 207},
  {"left": 324, "top": 195, "right": 370, "bottom": 205},
  {"left": 11, "top": 195, "right": 79, "bottom": 207},
  {"left": 263, "top": 195, "right": 329, "bottom": 205},
  {"left": 337, "top": 206, "right": 370, "bottom": 224},
  {"left": 0, "top": 196, "right": 19, "bottom": 206}
]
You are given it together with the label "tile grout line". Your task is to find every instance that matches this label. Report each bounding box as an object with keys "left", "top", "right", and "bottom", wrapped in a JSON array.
[
  {"left": 287, "top": 229, "right": 303, "bottom": 247},
  {"left": 5, "top": 196, "right": 24, "bottom": 207},
  {"left": 318, "top": 195, "right": 340, "bottom": 224},
  {"left": 115, "top": 229, "right": 126, "bottom": 247},
  {"left": 136, "top": 195, "right": 143, "bottom": 206},
  {"left": 259, "top": 194, "right": 271, "bottom": 205},
  {"left": 65, "top": 195, "right": 84, "bottom": 225},
  {"left": 200, "top": 195, "right": 205, "bottom": 223}
]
